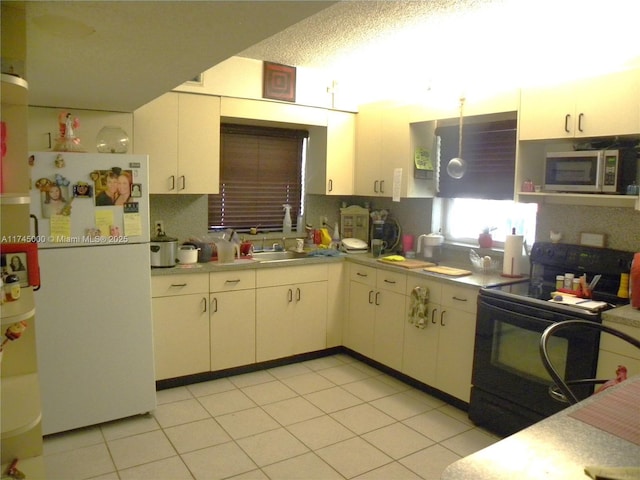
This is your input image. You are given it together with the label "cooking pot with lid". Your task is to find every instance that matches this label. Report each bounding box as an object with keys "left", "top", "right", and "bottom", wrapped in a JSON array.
[
  {"left": 177, "top": 244, "right": 200, "bottom": 264},
  {"left": 150, "top": 234, "right": 178, "bottom": 267}
]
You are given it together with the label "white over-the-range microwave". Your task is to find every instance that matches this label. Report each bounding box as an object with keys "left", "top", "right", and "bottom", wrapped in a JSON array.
[{"left": 543, "top": 149, "right": 638, "bottom": 193}]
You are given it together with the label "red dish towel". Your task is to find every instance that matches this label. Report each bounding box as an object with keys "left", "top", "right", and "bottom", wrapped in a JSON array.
[{"left": 569, "top": 378, "right": 640, "bottom": 445}]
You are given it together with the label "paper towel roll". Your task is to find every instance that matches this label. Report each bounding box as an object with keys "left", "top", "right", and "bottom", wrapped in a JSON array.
[{"left": 503, "top": 234, "right": 524, "bottom": 277}]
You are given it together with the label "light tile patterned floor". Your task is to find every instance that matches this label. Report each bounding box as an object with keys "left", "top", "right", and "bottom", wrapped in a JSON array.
[{"left": 42, "top": 354, "right": 500, "bottom": 480}]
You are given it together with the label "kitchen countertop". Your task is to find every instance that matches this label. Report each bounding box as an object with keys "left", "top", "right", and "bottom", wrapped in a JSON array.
[
  {"left": 603, "top": 304, "right": 640, "bottom": 329},
  {"left": 347, "top": 254, "right": 527, "bottom": 289},
  {"left": 152, "top": 252, "right": 527, "bottom": 289},
  {"left": 441, "top": 375, "right": 640, "bottom": 480}
]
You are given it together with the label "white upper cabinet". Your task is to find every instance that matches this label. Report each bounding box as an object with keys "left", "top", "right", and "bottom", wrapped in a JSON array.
[
  {"left": 306, "top": 110, "right": 355, "bottom": 196},
  {"left": 325, "top": 110, "right": 355, "bottom": 195},
  {"left": 519, "top": 70, "right": 640, "bottom": 140},
  {"left": 355, "top": 102, "right": 411, "bottom": 197},
  {"left": 134, "top": 92, "right": 220, "bottom": 194}
]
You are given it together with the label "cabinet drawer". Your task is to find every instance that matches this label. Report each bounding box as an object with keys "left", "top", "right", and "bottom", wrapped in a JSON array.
[
  {"left": 256, "top": 264, "right": 327, "bottom": 288},
  {"left": 210, "top": 270, "right": 256, "bottom": 292},
  {"left": 441, "top": 284, "right": 478, "bottom": 314},
  {"left": 406, "top": 277, "right": 442, "bottom": 304},
  {"left": 152, "top": 273, "right": 209, "bottom": 297},
  {"left": 376, "top": 269, "right": 406, "bottom": 295},
  {"left": 349, "top": 264, "right": 376, "bottom": 286}
]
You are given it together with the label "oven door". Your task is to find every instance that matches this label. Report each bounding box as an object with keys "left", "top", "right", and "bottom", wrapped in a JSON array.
[{"left": 470, "top": 292, "right": 600, "bottom": 434}]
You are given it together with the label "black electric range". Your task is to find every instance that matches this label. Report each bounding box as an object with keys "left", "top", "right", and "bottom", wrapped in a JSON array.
[{"left": 469, "top": 242, "right": 634, "bottom": 436}]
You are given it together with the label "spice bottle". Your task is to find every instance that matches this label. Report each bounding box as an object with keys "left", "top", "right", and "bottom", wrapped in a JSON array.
[{"left": 4, "top": 274, "right": 20, "bottom": 302}]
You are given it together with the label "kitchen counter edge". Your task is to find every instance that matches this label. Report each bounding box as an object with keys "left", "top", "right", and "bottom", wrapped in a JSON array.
[{"left": 152, "top": 254, "right": 526, "bottom": 289}]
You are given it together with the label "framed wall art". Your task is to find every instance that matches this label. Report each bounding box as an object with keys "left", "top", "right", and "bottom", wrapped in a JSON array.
[{"left": 263, "top": 61, "right": 296, "bottom": 103}]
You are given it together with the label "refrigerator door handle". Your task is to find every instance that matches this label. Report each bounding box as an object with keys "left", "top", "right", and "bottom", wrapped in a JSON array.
[{"left": 30, "top": 214, "right": 39, "bottom": 237}]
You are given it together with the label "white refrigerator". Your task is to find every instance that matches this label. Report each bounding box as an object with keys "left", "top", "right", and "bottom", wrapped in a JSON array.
[{"left": 29, "top": 152, "right": 156, "bottom": 435}]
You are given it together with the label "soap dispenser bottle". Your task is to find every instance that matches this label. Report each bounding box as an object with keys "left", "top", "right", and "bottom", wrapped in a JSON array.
[{"left": 282, "top": 204, "right": 292, "bottom": 234}]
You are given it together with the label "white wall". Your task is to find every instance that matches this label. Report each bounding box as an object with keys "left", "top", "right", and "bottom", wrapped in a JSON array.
[{"left": 174, "top": 56, "right": 358, "bottom": 112}]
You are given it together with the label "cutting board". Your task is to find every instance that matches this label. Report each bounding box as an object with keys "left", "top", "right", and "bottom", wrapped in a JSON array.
[
  {"left": 377, "top": 258, "right": 436, "bottom": 269},
  {"left": 549, "top": 296, "right": 608, "bottom": 311},
  {"left": 423, "top": 265, "right": 473, "bottom": 276}
]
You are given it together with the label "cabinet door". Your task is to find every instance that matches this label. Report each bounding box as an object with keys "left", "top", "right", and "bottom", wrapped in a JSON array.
[
  {"left": 256, "top": 285, "right": 294, "bottom": 362},
  {"left": 326, "top": 263, "right": 346, "bottom": 348},
  {"left": 435, "top": 308, "right": 476, "bottom": 402},
  {"left": 293, "top": 281, "right": 328, "bottom": 354},
  {"left": 354, "top": 104, "right": 382, "bottom": 195},
  {"left": 402, "top": 303, "right": 440, "bottom": 385},
  {"left": 519, "top": 84, "right": 575, "bottom": 140},
  {"left": 210, "top": 289, "right": 256, "bottom": 371},
  {"left": 178, "top": 94, "right": 220, "bottom": 194},
  {"left": 345, "top": 281, "right": 375, "bottom": 357},
  {"left": 325, "top": 110, "right": 355, "bottom": 195},
  {"left": 402, "top": 277, "right": 443, "bottom": 384},
  {"left": 372, "top": 289, "right": 405, "bottom": 370},
  {"left": 152, "top": 294, "right": 209, "bottom": 380},
  {"left": 575, "top": 71, "right": 640, "bottom": 138},
  {"left": 134, "top": 93, "right": 179, "bottom": 193},
  {"left": 379, "top": 105, "right": 409, "bottom": 197}
]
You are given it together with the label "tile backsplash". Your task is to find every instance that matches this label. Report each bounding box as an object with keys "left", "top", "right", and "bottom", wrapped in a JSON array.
[{"left": 150, "top": 194, "right": 640, "bottom": 253}]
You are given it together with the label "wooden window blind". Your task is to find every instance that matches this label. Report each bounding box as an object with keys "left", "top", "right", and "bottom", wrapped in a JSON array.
[
  {"left": 436, "top": 118, "right": 517, "bottom": 200},
  {"left": 208, "top": 124, "right": 307, "bottom": 231}
]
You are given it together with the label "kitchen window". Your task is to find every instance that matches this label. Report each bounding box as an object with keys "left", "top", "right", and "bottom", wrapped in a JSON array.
[
  {"left": 436, "top": 117, "right": 517, "bottom": 200},
  {"left": 208, "top": 124, "right": 307, "bottom": 232},
  {"left": 435, "top": 115, "right": 536, "bottom": 246},
  {"left": 441, "top": 197, "right": 537, "bottom": 248}
]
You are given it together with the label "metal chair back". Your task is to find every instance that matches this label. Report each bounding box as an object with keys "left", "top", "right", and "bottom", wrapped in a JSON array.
[{"left": 539, "top": 319, "right": 640, "bottom": 404}]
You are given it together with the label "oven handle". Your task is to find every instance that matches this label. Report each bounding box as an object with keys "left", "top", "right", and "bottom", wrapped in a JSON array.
[{"left": 479, "top": 299, "right": 572, "bottom": 328}]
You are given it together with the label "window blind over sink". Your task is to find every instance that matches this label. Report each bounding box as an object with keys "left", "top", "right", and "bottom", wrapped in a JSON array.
[
  {"left": 436, "top": 118, "right": 517, "bottom": 200},
  {"left": 208, "top": 124, "right": 307, "bottom": 232}
]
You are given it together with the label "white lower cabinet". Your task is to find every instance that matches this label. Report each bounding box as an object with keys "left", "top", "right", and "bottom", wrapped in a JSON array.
[
  {"left": 402, "top": 279, "right": 478, "bottom": 402},
  {"left": 256, "top": 265, "right": 328, "bottom": 362},
  {"left": 210, "top": 270, "right": 256, "bottom": 371},
  {"left": 151, "top": 274, "right": 210, "bottom": 380},
  {"left": 402, "top": 278, "right": 443, "bottom": 386},
  {"left": 596, "top": 320, "right": 640, "bottom": 379},
  {"left": 345, "top": 264, "right": 407, "bottom": 370}
]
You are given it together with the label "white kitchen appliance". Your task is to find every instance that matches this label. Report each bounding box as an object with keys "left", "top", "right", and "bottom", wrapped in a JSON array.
[
  {"left": 543, "top": 149, "right": 637, "bottom": 193},
  {"left": 29, "top": 151, "right": 156, "bottom": 435}
]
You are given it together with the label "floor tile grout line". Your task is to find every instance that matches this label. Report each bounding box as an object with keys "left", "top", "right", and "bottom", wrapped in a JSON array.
[{"left": 43, "top": 354, "right": 499, "bottom": 480}]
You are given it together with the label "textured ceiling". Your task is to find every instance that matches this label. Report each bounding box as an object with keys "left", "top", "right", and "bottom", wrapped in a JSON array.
[
  {"left": 23, "top": 1, "right": 335, "bottom": 111},
  {"left": 240, "top": 0, "right": 484, "bottom": 70},
  {"left": 19, "top": 0, "right": 640, "bottom": 111},
  {"left": 240, "top": 0, "right": 640, "bottom": 104}
]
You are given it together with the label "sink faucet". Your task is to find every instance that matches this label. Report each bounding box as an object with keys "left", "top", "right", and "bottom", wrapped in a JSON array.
[
  {"left": 273, "top": 238, "right": 287, "bottom": 251},
  {"left": 416, "top": 234, "right": 427, "bottom": 255}
]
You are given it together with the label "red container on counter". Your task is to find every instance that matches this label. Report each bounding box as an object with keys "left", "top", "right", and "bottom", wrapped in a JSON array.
[{"left": 631, "top": 253, "right": 640, "bottom": 309}]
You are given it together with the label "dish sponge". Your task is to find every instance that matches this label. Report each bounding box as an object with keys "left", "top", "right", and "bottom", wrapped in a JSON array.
[{"left": 381, "top": 255, "right": 405, "bottom": 262}]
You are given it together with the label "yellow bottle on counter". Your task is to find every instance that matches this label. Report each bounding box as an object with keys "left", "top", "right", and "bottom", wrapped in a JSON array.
[{"left": 617, "top": 273, "right": 630, "bottom": 299}]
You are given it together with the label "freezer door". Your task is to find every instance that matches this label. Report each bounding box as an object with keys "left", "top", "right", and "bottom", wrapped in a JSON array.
[
  {"left": 35, "top": 244, "right": 156, "bottom": 434},
  {"left": 29, "top": 152, "right": 150, "bottom": 247}
]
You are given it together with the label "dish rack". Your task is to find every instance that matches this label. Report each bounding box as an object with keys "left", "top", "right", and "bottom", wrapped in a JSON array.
[{"left": 470, "top": 249, "right": 501, "bottom": 273}]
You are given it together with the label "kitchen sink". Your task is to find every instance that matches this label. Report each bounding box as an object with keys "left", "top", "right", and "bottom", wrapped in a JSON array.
[{"left": 251, "top": 250, "right": 308, "bottom": 262}]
